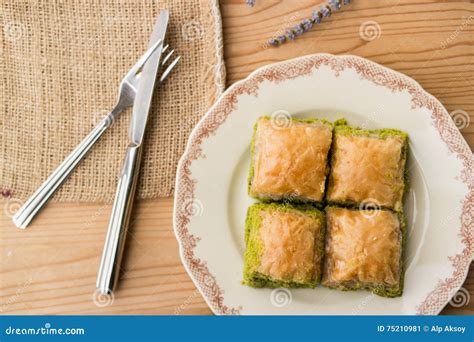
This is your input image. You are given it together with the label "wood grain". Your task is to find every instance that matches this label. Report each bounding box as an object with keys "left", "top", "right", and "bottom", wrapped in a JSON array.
[
  {"left": 0, "top": 0, "right": 472, "bottom": 315},
  {"left": 0, "top": 199, "right": 210, "bottom": 314},
  {"left": 223, "top": 0, "right": 474, "bottom": 149}
]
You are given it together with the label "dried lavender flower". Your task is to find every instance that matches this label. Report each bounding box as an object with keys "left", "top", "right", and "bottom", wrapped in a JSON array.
[
  {"left": 312, "top": 10, "right": 322, "bottom": 23},
  {"left": 265, "top": 0, "right": 353, "bottom": 47},
  {"left": 269, "top": 38, "right": 279, "bottom": 46},
  {"left": 277, "top": 35, "right": 286, "bottom": 44},
  {"left": 329, "top": 0, "right": 342, "bottom": 10},
  {"left": 302, "top": 18, "right": 313, "bottom": 31},
  {"left": 294, "top": 25, "right": 305, "bottom": 36},
  {"left": 286, "top": 30, "right": 296, "bottom": 40},
  {"left": 320, "top": 5, "right": 331, "bottom": 17}
]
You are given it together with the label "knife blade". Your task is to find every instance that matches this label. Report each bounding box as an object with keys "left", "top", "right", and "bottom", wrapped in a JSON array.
[
  {"left": 129, "top": 10, "right": 169, "bottom": 145},
  {"left": 96, "top": 10, "right": 170, "bottom": 295}
]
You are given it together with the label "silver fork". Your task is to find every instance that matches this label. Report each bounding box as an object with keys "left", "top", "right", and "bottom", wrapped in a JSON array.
[{"left": 12, "top": 41, "right": 181, "bottom": 229}]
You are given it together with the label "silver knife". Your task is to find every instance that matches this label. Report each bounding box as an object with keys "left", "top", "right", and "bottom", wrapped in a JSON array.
[{"left": 96, "top": 10, "right": 169, "bottom": 295}]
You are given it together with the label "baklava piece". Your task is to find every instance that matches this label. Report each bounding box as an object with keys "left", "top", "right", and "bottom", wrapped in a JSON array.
[
  {"left": 322, "top": 207, "right": 404, "bottom": 297},
  {"left": 248, "top": 116, "right": 333, "bottom": 203},
  {"left": 326, "top": 123, "right": 408, "bottom": 211},
  {"left": 243, "top": 203, "right": 325, "bottom": 288}
]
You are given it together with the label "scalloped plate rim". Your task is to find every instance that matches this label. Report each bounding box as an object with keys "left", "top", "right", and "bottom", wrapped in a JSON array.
[{"left": 173, "top": 53, "right": 473, "bottom": 315}]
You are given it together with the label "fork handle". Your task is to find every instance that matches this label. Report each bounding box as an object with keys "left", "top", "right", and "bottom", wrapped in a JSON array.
[
  {"left": 96, "top": 143, "right": 142, "bottom": 295},
  {"left": 12, "top": 116, "right": 114, "bottom": 229}
]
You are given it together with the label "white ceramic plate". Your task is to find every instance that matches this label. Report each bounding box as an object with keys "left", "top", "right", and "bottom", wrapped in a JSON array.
[{"left": 173, "top": 54, "right": 472, "bottom": 315}]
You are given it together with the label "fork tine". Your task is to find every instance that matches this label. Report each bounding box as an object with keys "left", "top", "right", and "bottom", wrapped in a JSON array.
[
  {"left": 160, "top": 55, "right": 181, "bottom": 82},
  {"left": 162, "top": 44, "right": 169, "bottom": 53},
  {"left": 161, "top": 49, "right": 175, "bottom": 66},
  {"left": 126, "top": 39, "right": 163, "bottom": 78}
]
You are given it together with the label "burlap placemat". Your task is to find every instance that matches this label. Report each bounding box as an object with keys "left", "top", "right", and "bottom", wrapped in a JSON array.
[{"left": 0, "top": 0, "right": 225, "bottom": 202}]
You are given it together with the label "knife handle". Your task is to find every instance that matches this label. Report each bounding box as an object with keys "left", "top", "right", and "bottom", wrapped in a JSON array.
[{"left": 96, "top": 143, "right": 142, "bottom": 295}]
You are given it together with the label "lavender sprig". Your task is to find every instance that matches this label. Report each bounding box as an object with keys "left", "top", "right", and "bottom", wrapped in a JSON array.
[
  {"left": 246, "top": 0, "right": 256, "bottom": 7},
  {"left": 267, "top": 0, "right": 352, "bottom": 47}
]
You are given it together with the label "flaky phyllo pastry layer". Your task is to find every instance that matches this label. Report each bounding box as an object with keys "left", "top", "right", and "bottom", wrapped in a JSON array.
[
  {"left": 249, "top": 117, "right": 333, "bottom": 203},
  {"left": 243, "top": 116, "right": 408, "bottom": 298},
  {"left": 322, "top": 207, "right": 404, "bottom": 297},
  {"left": 326, "top": 124, "right": 408, "bottom": 212},
  {"left": 243, "top": 203, "right": 325, "bottom": 288}
]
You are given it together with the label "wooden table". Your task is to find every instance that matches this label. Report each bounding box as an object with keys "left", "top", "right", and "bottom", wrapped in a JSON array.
[{"left": 1, "top": 0, "right": 472, "bottom": 315}]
